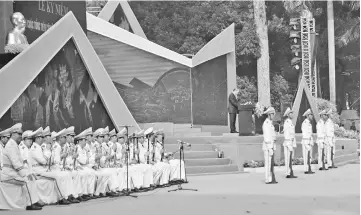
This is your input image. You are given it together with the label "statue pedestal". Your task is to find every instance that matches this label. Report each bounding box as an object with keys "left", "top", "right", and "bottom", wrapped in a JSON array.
[{"left": 0, "top": 1, "right": 13, "bottom": 54}]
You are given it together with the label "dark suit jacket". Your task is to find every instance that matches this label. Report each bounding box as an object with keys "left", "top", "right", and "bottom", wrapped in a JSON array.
[{"left": 228, "top": 93, "right": 239, "bottom": 114}]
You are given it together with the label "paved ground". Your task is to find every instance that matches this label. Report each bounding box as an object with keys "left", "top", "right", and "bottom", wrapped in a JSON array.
[{"left": 7, "top": 164, "right": 360, "bottom": 215}]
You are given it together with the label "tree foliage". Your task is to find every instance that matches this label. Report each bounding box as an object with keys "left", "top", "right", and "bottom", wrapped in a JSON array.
[{"left": 130, "top": 1, "right": 260, "bottom": 66}]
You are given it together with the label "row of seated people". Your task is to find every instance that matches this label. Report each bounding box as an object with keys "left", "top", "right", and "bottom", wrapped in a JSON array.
[{"left": 0, "top": 123, "right": 185, "bottom": 210}]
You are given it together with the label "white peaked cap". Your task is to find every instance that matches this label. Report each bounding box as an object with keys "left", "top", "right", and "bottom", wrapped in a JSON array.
[
  {"left": 42, "top": 126, "right": 50, "bottom": 136},
  {"left": 302, "top": 109, "right": 312, "bottom": 117},
  {"left": 10, "top": 123, "right": 23, "bottom": 133},
  {"left": 56, "top": 128, "right": 67, "bottom": 138},
  {"left": 283, "top": 107, "right": 292, "bottom": 117},
  {"left": 264, "top": 107, "right": 275, "bottom": 115},
  {"left": 108, "top": 129, "right": 116, "bottom": 137},
  {"left": 144, "top": 127, "right": 154, "bottom": 136},
  {"left": 32, "top": 127, "right": 44, "bottom": 138},
  {"left": 75, "top": 127, "right": 93, "bottom": 140},
  {"left": 22, "top": 130, "right": 33, "bottom": 139}
]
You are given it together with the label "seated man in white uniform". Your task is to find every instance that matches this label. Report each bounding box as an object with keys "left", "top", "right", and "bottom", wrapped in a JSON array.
[
  {"left": 83, "top": 128, "right": 112, "bottom": 199},
  {"left": 156, "top": 130, "right": 186, "bottom": 183},
  {"left": 95, "top": 128, "right": 119, "bottom": 197},
  {"left": 116, "top": 128, "right": 143, "bottom": 192},
  {"left": 0, "top": 128, "right": 11, "bottom": 171},
  {"left": 29, "top": 127, "right": 73, "bottom": 205},
  {"left": 64, "top": 126, "right": 95, "bottom": 202},
  {"left": 19, "top": 130, "right": 59, "bottom": 205},
  {"left": 135, "top": 129, "right": 155, "bottom": 190},
  {"left": 1, "top": 123, "right": 43, "bottom": 210},
  {"left": 146, "top": 128, "right": 171, "bottom": 187}
]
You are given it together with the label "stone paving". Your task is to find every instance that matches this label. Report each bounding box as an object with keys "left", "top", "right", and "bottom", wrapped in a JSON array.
[{"left": 7, "top": 164, "right": 360, "bottom": 215}]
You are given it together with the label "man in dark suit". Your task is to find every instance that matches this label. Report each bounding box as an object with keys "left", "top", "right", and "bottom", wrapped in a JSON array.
[{"left": 228, "top": 88, "right": 240, "bottom": 133}]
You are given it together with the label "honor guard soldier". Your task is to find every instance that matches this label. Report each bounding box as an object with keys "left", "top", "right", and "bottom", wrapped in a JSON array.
[
  {"left": 317, "top": 110, "right": 328, "bottom": 170},
  {"left": 262, "top": 107, "right": 278, "bottom": 184},
  {"left": 0, "top": 123, "right": 43, "bottom": 210},
  {"left": 0, "top": 128, "right": 11, "bottom": 170},
  {"left": 283, "top": 107, "right": 297, "bottom": 178},
  {"left": 301, "top": 109, "right": 315, "bottom": 174},
  {"left": 325, "top": 109, "right": 337, "bottom": 169}
]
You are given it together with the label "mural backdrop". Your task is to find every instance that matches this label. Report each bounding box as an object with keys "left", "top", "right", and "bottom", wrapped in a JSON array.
[{"left": 0, "top": 40, "right": 114, "bottom": 133}]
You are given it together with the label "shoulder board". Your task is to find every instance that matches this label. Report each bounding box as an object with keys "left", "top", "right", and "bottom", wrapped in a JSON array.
[{"left": 22, "top": 146, "right": 25, "bottom": 149}]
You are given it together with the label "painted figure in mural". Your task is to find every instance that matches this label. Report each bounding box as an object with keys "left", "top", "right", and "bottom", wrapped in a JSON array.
[
  {"left": 10, "top": 94, "right": 31, "bottom": 127},
  {"left": 27, "top": 83, "right": 44, "bottom": 128},
  {"left": 58, "top": 64, "right": 75, "bottom": 120}
]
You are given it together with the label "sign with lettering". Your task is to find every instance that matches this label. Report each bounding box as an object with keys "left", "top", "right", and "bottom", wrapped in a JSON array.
[{"left": 13, "top": 0, "right": 86, "bottom": 44}]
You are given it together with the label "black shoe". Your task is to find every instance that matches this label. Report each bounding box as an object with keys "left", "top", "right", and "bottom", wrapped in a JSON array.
[
  {"left": 330, "top": 166, "right": 337, "bottom": 169},
  {"left": 99, "top": 193, "right": 106, "bottom": 198},
  {"left": 286, "top": 175, "right": 291, "bottom": 178},
  {"left": 76, "top": 196, "right": 84, "bottom": 202},
  {"left": 58, "top": 199, "right": 71, "bottom": 205},
  {"left": 319, "top": 167, "right": 326, "bottom": 170},
  {"left": 68, "top": 197, "right": 80, "bottom": 203},
  {"left": 26, "top": 205, "right": 42, "bottom": 210},
  {"left": 304, "top": 171, "right": 315, "bottom": 174},
  {"left": 266, "top": 181, "right": 278, "bottom": 184},
  {"left": 34, "top": 202, "right": 45, "bottom": 207},
  {"left": 82, "top": 195, "right": 91, "bottom": 201},
  {"left": 92, "top": 195, "right": 100, "bottom": 199}
]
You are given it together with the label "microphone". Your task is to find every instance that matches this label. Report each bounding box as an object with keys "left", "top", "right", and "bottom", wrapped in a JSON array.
[{"left": 177, "top": 140, "right": 191, "bottom": 147}]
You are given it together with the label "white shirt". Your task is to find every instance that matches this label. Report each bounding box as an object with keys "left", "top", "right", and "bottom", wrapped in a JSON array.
[
  {"left": 283, "top": 118, "right": 295, "bottom": 140},
  {"left": 325, "top": 118, "right": 335, "bottom": 138},
  {"left": 301, "top": 118, "right": 313, "bottom": 139},
  {"left": 316, "top": 119, "right": 326, "bottom": 138}
]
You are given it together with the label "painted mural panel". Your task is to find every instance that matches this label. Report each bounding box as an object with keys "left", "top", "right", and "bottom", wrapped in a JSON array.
[
  {"left": 109, "top": 4, "right": 133, "bottom": 33},
  {"left": 192, "top": 55, "right": 228, "bottom": 125},
  {"left": 88, "top": 31, "right": 191, "bottom": 124},
  {"left": 0, "top": 40, "right": 114, "bottom": 133},
  {"left": 13, "top": 0, "right": 87, "bottom": 44}
]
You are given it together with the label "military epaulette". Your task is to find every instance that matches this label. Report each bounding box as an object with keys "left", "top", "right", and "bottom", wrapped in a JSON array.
[
  {"left": 33, "top": 145, "right": 37, "bottom": 149},
  {"left": 53, "top": 145, "right": 57, "bottom": 149},
  {"left": 22, "top": 146, "right": 25, "bottom": 150}
]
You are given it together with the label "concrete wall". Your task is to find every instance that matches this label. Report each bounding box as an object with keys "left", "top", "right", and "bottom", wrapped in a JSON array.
[{"left": 216, "top": 136, "right": 358, "bottom": 171}]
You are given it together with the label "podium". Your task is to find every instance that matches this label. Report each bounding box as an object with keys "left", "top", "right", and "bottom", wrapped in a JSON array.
[{"left": 238, "top": 104, "right": 255, "bottom": 136}]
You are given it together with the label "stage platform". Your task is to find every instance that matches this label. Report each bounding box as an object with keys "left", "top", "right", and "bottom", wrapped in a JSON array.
[{"left": 164, "top": 133, "right": 359, "bottom": 176}]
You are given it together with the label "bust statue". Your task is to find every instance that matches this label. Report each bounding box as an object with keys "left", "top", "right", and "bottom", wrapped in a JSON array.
[{"left": 4, "top": 12, "right": 29, "bottom": 53}]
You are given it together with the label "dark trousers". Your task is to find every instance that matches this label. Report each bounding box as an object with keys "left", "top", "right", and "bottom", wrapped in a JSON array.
[{"left": 229, "top": 113, "right": 237, "bottom": 133}]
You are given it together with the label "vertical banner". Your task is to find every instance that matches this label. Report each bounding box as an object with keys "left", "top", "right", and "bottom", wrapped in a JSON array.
[{"left": 13, "top": 0, "right": 86, "bottom": 43}]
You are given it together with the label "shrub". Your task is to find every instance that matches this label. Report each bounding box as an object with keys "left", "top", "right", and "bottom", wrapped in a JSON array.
[
  {"left": 316, "top": 98, "right": 340, "bottom": 124},
  {"left": 270, "top": 74, "right": 294, "bottom": 112},
  {"left": 243, "top": 157, "right": 318, "bottom": 168},
  {"left": 236, "top": 76, "right": 257, "bottom": 104},
  {"left": 334, "top": 124, "right": 359, "bottom": 140}
]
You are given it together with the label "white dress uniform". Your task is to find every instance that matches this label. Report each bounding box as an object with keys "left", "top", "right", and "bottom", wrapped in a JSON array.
[
  {"left": 301, "top": 109, "right": 314, "bottom": 172},
  {"left": 153, "top": 140, "right": 171, "bottom": 185},
  {"left": 262, "top": 108, "right": 277, "bottom": 183},
  {"left": 137, "top": 133, "right": 155, "bottom": 188},
  {"left": 29, "top": 128, "right": 72, "bottom": 201},
  {"left": 113, "top": 141, "right": 132, "bottom": 190},
  {"left": 316, "top": 111, "right": 327, "bottom": 169},
  {"left": 0, "top": 124, "right": 41, "bottom": 208},
  {"left": 20, "top": 131, "right": 59, "bottom": 205},
  {"left": 325, "top": 111, "right": 336, "bottom": 167},
  {"left": 0, "top": 128, "right": 10, "bottom": 170},
  {"left": 283, "top": 110, "right": 296, "bottom": 177}
]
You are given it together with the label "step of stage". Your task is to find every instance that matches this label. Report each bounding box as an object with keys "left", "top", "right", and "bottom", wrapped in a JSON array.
[
  {"left": 222, "top": 133, "right": 240, "bottom": 137},
  {"left": 172, "top": 132, "right": 212, "bottom": 137},
  {"left": 186, "top": 164, "right": 239, "bottom": 175},
  {"left": 185, "top": 158, "right": 232, "bottom": 167},
  {"left": 165, "top": 144, "right": 215, "bottom": 152},
  {"left": 334, "top": 152, "right": 359, "bottom": 165},
  {"left": 173, "top": 151, "right": 218, "bottom": 159}
]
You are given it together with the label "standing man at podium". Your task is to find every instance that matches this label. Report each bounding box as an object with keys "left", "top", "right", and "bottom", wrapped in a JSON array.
[{"left": 228, "top": 88, "right": 240, "bottom": 133}]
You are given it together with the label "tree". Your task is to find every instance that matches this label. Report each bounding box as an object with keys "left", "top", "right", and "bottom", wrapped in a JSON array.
[{"left": 253, "top": 0, "right": 271, "bottom": 106}]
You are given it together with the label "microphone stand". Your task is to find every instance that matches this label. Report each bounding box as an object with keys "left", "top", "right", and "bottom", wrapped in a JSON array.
[
  {"left": 168, "top": 141, "right": 197, "bottom": 193},
  {"left": 119, "top": 125, "right": 137, "bottom": 198}
]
